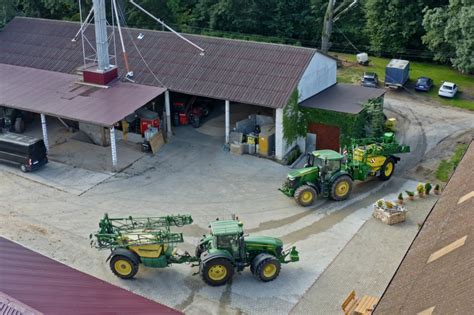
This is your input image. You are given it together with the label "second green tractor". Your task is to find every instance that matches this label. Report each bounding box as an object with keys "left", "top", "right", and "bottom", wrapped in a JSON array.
[{"left": 280, "top": 132, "right": 410, "bottom": 207}]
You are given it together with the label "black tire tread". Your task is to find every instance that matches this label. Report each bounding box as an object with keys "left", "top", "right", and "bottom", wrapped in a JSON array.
[
  {"left": 255, "top": 255, "right": 281, "bottom": 282},
  {"left": 109, "top": 254, "right": 139, "bottom": 280},
  {"left": 294, "top": 185, "right": 317, "bottom": 207},
  {"left": 200, "top": 258, "right": 234, "bottom": 286},
  {"left": 378, "top": 157, "right": 396, "bottom": 181},
  {"left": 330, "top": 175, "right": 353, "bottom": 201}
]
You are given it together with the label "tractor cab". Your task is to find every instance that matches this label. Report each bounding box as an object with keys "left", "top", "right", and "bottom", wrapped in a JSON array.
[
  {"left": 210, "top": 220, "right": 245, "bottom": 259},
  {"left": 311, "top": 150, "right": 344, "bottom": 177}
]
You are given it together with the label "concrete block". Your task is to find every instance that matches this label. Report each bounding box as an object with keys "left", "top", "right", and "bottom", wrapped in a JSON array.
[
  {"left": 78, "top": 122, "right": 110, "bottom": 146},
  {"left": 230, "top": 143, "right": 244, "bottom": 155},
  {"left": 230, "top": 131, "right": 244, "bottom": 144}
]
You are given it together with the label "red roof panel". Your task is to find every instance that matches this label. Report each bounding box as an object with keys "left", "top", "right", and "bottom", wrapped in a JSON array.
[
  {"left": 0, "top": 63, "right": 166, "bottom": 126},
  {"left": 0, "top": 237, "right": 181, "bottom": 315}
]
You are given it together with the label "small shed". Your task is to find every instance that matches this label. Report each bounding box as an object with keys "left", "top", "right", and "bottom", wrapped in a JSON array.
[{"left": 299, "top": 84, "right": 386, "bottom": 151}]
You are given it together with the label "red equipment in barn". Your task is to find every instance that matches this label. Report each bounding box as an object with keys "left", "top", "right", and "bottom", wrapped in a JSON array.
[
  {"left": 172, "top": 96, "right": 211, "bottom": 128},
  {"left": 136, "top": 108, "right": 160, "bottom": 135}
]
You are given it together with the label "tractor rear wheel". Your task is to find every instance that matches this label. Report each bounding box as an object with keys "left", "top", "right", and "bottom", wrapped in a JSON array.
[
  {"left": 254, "top": 254, "right": 281, "bottom": 282},
  {"left": 201, "top": 258, "right": 234, "bottom": 286},
  {"left": 110, "top": 252, "right": 139, "bottom": 279},
  {"left": 330, "top": 175, "right": 353, "bottom": 201},
  {"left": 379, "top": 157, "right": 395, "bottom": 181},
  {"left": 294, "top": 185, "right": 317, "bottom": 207}
]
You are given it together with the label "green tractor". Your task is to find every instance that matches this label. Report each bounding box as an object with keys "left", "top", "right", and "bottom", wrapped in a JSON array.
[
  {"left": 279, "top": 132, "right": 410, "bottom": 207},
  {"left": 91, "top": 214, "right": 299, "bottom": 286},
  {"left": 196, "top": 218, "right": 299, "bottom": 286}
]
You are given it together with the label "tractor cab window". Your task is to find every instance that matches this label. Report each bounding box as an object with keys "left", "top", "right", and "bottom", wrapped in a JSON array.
[
  {"left": 305, "top": 154, "right": 315, "bottom": 167},
  {"left": 216, "top": 235, "right": 238, "bottom": 249},
  {"left": 314, "top": 157, "right": 325, "bottom": 168},
  {"left": 216, "top": 235, "right": 240, "bottom": 257},
  {"left": 326, "top": 160, "right": 342, "bottom": 172},
  {"left": 320, "top": 159, "right": 341, "bottom": 178}
]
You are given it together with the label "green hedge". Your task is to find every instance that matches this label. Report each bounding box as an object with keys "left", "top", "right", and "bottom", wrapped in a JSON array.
[
  {"left": 303, "top": 108, "right": 365, "bottom": 148},
  {"left": 283, "top": 92, "right": 384, "bottom": 149}
]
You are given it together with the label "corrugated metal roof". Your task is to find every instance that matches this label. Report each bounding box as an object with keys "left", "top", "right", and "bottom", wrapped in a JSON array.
[
  {"left": 0, "top": 17, "right": 317, "bottom": 109},
  {"left": 0, "top": 237, "right": 181, "bottom": 315},
  {"left": 375, "top": 141, "right": 474, "bottom": 314},
  {"left": 299, "top": 83, "right": 385, "bottom": 114},
  {"left": 0, "top": 63, "right": 165, "bottom": 126}
]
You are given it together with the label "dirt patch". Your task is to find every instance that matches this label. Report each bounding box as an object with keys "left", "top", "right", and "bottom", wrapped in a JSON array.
[
  {"left": 413, "top": 130, "right": 473, "bottom": 183},
  {"left": 26, "top": 224, "right": 49, "bottom": 235}
]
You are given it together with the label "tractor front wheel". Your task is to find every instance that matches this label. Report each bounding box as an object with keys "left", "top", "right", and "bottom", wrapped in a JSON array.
[
  {"left": 379, "top": 157, "right": 395, "bottom": 181},
  {"left": 330, "top": 175, "right": 353, "bottom": 201},
  {"left": 201, "top": 258, "right": 234, "bottom": 286},
  {"left": 294, "top": 185, "right": 317, "bottom": 207},
  {"left": 254, "top": 254, "right": 281, "bottom": 282},
  {"left": 110, "top": 253, "right": 139, "bottom": 280}
]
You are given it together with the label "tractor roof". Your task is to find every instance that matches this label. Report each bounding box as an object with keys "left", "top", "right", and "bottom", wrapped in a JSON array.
[
  {"left": 210, "top": 220, "right": 243, "bottom": 236},
  {"left": 312, "top": 150, "right": 343, "bottom": 160}
]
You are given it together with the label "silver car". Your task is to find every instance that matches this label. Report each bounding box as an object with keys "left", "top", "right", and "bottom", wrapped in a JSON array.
[{"left": 361, "top": 72, "right": 378, "bottom": 88}]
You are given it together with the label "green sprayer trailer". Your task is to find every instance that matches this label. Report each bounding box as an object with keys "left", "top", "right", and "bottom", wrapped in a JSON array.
[
  {"left": 91, "top": 214, "right": 299, "bottom": 286},
  {"left": 280, "top": 132, "right": 410, "bottom": 207}
]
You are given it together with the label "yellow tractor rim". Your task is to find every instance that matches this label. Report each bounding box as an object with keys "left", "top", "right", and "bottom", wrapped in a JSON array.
[
  {"left": 301, "top": 191, "right": 314, "bottom": 203},
  {"left": 263, "top": 263, "right": 277, "bottom": 278},
  {"left": 336, "top": 181, "right": 349, "bottom": 197},
  {"left": 384, "top": 162, "right": 394, "bottom": 176},
  {"left": 114, "top": 259, "right": 133, "bottom": 276},
  {"left": 208, "top": 265, "right": 227, "bottom": 281}
]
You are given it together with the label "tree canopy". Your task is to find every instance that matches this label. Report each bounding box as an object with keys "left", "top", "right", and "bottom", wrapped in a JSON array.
[
  {"left": 1, "top": 0, "right": 472, "bottom": 73},
  {"left": 423, "top": 0, "right": 474, "bottom": 73}
]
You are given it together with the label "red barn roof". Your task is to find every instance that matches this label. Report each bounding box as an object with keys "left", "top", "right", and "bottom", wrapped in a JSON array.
[{"left": 0, "top": 237, "right": 181, "bottom": 315}]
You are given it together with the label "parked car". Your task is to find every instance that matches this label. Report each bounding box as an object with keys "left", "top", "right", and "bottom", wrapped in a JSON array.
[
  {"left": 415, "top": 77, "right": 433, "bottom": 92},
  {"left": 438, "top": 82, "right": 458, "bottom": 98},
  {"left": 361, "top": 72, "right": 379, "bottom": 88},
  {"left": 0, "top": 133, "right": 48, "bottom": 172}
]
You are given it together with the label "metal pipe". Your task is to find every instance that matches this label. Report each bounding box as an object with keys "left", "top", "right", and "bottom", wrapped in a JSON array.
[
  {"left": 165, "top": 90, "right": 172, "bottom": 138},
  {"left": 112, "top": 0, "right": 131, "bottom": 73},
  {"left": 40, "top": 114, "right": 49, "bottom": 152},
  {"left": 225, "top": 100, "right": 230, "bottom": 144},
  {"left": 72, "top": 6, "right": 94, "bottom": 42},
  {"left": 110, "top": 127, "right": 118, "bottom": 170},
  {"left": 57, "top": 117, "right": 70, "bottom": 129},
  {"left": 129, "top": 0, "right": 205, "bottom": 54},
  {"left": 92, "top": 0, "right": 111, "bottom": 71}
]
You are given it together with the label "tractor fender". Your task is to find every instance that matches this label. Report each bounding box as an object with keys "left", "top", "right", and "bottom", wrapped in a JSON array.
[
  {"left": 107, "top": 248, "right": 141, "bottom": 265},
  {"left": 200, "top": 251, "right": 234, "bottom": 266},
  {"left": 329, "top": 171, "right": 353, "bottom": 184},
  {"left": 304, "top": 182, "right": 320, "bottom": 194},
  {"left": 251, "top": 253, "right": 275, "bottom": 270}
]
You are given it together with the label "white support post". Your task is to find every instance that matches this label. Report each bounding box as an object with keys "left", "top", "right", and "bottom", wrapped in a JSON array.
[
  {"left": 40, "top": 114, "right": 49, "bottom": 152},
  {"left": 165, "top": 90, "right": 172, "bottom": 137},
  {"left": 275, "top": 108, "right": 284, "bottom": 160},
  {"left": 225, "top": 100, "right": 230, "bottom": 144},
  {"left": 110, "top": 126, "right": 118, "bottom": 171}
]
